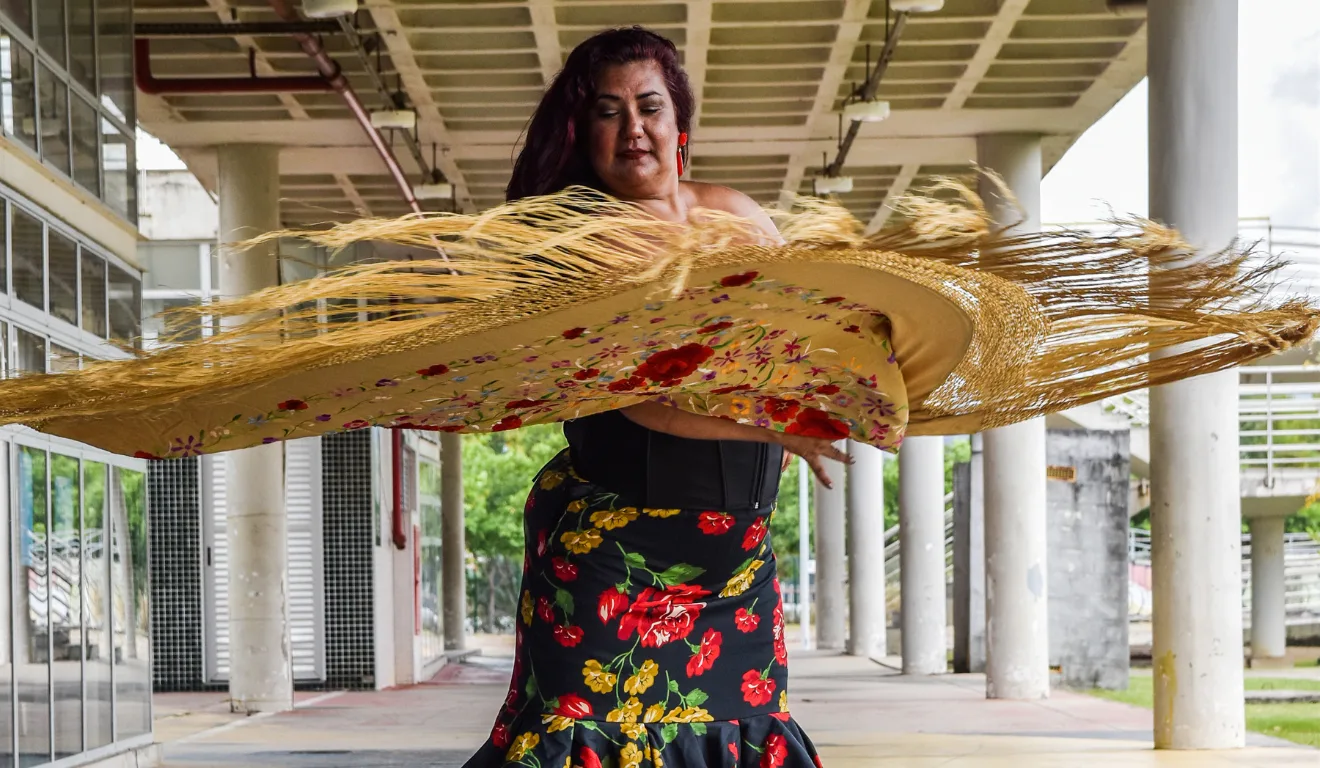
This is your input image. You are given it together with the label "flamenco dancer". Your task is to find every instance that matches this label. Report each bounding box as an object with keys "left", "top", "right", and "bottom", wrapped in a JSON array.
[{"left": 467, "top": 27, "right": 842, "bottom": 768}]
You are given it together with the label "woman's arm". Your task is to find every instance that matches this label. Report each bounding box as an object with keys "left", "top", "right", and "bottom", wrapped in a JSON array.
[{"left": 620, "top": 401, "right": 850, "bottom": 487}]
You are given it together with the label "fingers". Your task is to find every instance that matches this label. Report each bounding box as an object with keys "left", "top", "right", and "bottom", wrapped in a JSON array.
[{"left": 808, "top": 456, "right": 835, "bottom": 489}]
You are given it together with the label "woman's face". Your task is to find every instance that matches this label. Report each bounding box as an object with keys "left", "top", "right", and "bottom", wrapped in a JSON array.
[{"left": 586, "top": 59, "right": 681, "bottom": 199}]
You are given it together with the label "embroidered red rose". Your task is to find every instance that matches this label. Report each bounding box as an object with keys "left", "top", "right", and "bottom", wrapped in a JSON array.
[
  {"left": 617, "top": 584, "right": 711, "bottom": 648},
  {"left": 685, "top": 628, "right": 722, "bottom": 677},
  {"left": 743, "top": 517, "right": 769, "bottom": 551},
  {"left": 277, "top": 399, "right": 308, "bottom": 411},
  {"left": 697, "top": 511, "right": 735, "bottom": 536},
  {"left": 720, "top": 271, "right": 758, "bottom": 287},
  {"left": 551, "top": 557, "right": 578, "bottom": 582},
  {"left": 741, "top": 669, "right": 776, "bottom": 707},
  {"left": 553, "top": 693, "right": 593, "bottom": 719},
  {"left": 598, "top": 587, "right": 629, "bottom": 624},
  {"left": 133, "top": 451, "right": 162, "bottom": 460},
  {"left": 553, "top": 624, "right": 584, "bottom": 647},
  {"left": 491, "top": 722, "right": 511, "bottom": 749},
  {"left": 785, "top": 407, "right": 849, "bottom": 441},
  {"left": 416, "top": 364, "right": 450, "bottom": 376},
  {"left": 506, "top": 399, "right": 542, "bottom": 410},
  {"left": 815, "top": 384, "right": 840, "bottom": 396},
  {"left": 607, "top": 376, "right": 646, "bottom": 392},
  {"left": 820, "top": 296, "right": 844, "bottom": 304},
  {"left": 761, "top": 734, "right": 788, "bottom": 768},
  {"left": 536, "top": 596, "right": 555, "bottom": 623},
  {"left": 635, "top": 344, "right": 714, "bottom": 382},
  {"left": 762, "top": 398, "right": 801, "bottom": 424},
  {"left": 843, "top": 324, "right": 861, "bottom": 334},
  {"left": 712, "top": 384, "right": 753, "bottom": 395},
  {"left": 562, "top": 327, "right": 587, "bottom": 339},
  {"left": 437, "top": 425, "right": 464, "bottom": 432},
  {"left": 735, "top": 607, "right": 760, "bottom": 633},
  {"left": 573, "top": 368, "right": 601, "bottom": 381},
  {"left": 492, "top": 414, "right": 523, "bottom": 432},
  {"left": 579, "top": 747, "right": 603, "bottom": 768},
  {"left": 344, "top": 419, "right": 371, "bottom": 430},
  {"left": 699, "top": 321, "right": 734, "bottom": 334}
]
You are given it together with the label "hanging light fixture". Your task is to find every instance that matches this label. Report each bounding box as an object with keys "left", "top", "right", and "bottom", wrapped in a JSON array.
[
  {"left": 813, "top": 176, "right": 854, "bottom": 195},
  {"left": 842, "top": 99, "right": 891, "bottom": 123},
  {"left": 890, "top": 0, "right": 945, "bottom": 11},
  {"left": 302, "top": 0, "right": 357, "bottom": 19}
]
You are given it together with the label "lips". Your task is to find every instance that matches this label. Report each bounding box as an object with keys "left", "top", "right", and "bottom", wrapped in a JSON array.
[{"left": 618, "top": 149, "right": 650, "bottom": 159}]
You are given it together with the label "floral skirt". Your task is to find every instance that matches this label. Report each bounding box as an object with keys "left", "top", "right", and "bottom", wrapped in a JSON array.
[{"left": 463, "top": 450, "right": 823, "bottom": 768}]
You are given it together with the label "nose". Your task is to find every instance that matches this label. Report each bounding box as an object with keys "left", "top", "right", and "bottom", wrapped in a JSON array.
[{"left": 623, "top": 108, "right": 645, "bottom": 140}]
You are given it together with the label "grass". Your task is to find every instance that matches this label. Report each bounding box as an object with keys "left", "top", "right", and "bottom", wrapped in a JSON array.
[
  {"left": 1296, "top": 658, "right": 1318, "bottom": 669},
  {"left": 1089, "top": 674, "right": 1320, "bottom": 748}
]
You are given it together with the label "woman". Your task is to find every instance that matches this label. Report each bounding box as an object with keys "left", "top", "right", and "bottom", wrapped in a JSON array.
[{"left": 466, "top": 26, "right": 847, "bottom": 768}]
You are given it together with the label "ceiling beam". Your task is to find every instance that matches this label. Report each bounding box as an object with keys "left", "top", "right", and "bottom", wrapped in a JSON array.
[
  {"left": 527, "top": 0, "right": 561, "bottom": 84},
  {"left": 866, "top": 163, "right": 918, "bottom": 234},
  {"left": 335, "top": 173, "right": 373, "bottom": 217},
  {"left": 942, "top": 0, "right": 1031, "bottom": 110},
  {"left": 204, "top": 0, "right": 309, "bottom": 120},
  {"left": 687, "top": 1, "right": 713, "bottom": 127}
]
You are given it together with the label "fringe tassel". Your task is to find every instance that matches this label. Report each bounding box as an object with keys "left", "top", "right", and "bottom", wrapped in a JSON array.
[{"left": 0, "top": 183, "right": 1314, "bottom": 436}]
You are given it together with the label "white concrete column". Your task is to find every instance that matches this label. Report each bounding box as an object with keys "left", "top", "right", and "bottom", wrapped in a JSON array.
[
  {"left": 1147, "top": 0, "right": 1245, "bottom": 749},
  {"left": 898, "top": 435, "right": 946, "bottom": 675},
  {"left": 846, "top": 440, "right": 886, "bottom": 658},
  {"left": 977, "top": 133, "right": 1050, "bottom": 701},
  {"left": 440, "top": 431, "right": 467, "bottom": 650},
  {"left": 1249, "top": 515, "right": 1287, "bottom": 663},
  {"left": 217, "top": 144, "right": 293, "bottom": 714},
  {"left": 813, "top": 444, "right": 847, "bottom": 651}
]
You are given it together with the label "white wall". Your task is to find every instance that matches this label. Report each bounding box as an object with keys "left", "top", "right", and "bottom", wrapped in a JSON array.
[{"left": 137, "top": 170, "right": 218, "bottom": 241}]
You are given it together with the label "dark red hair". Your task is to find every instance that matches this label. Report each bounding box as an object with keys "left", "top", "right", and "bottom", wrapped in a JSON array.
[{"left": 506, "top": 27, "right": 694, "bottom": 202}]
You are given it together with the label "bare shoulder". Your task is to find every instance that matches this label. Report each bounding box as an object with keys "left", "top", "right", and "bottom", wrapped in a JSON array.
[{"left": 683, "top": 181, "right": 782, "bottom": 241}]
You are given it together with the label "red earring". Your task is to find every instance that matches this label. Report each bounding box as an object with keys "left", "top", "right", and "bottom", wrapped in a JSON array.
[{"left": 677, "top": 132, "right": 689, "bottom": 176}]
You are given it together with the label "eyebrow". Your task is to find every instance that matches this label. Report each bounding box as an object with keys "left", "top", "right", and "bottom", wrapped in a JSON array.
[{"left": 595, "top": 91, "right": 664, "bottom": 102}]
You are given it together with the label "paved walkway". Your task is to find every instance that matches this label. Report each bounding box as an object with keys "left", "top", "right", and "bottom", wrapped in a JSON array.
[{"left": 154, "top": 650, "right": 1316, "bottom": 767}]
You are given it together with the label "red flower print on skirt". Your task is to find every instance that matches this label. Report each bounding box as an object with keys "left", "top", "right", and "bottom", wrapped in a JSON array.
[
  {"left": 551, "top": 557, "right": 579, "bottom": 582},
  {"left": 553, "top": 624, "right": 583, "bottom": 647},
  {"left": 698, "top": 511, "right": 735, "bottom": 535},
  {"left": 785, "top": 406, "right": 850, "bottom": 440},
  {"left": 617, "top": 584, "right": 710, "bottom": 647},
  {"left": 491, "top": 722, "right": 511, "bottom": 749},
  {"left": 686, "top": 628, "right": 723, "bottom": 677},
  {"left": 553, "top": 693, "right": 593, "bottom": 719},
  {"left": 735, "top": 607, "right": 760, "bottom": 633},
  {"left": 597, "top": 587, "right": 629, "bottom": 624},
  {"left": 536, "top": 596, "right": 555, "bottom": 623},
  {"left": 579, "top": 747, "right": 603, "bottom": 768},
  {"left": 743, "top": 517, "right": 769, "bottom": 551},
  {"left": 741, "top": 669, "right": 776, "bottom": 707},
  {"left": 635, "top": 344, "right": 714, "bottom": 382},
  {"left": 761, "top": 733, "right": 788, "bottom": 768},
  {"left": 772, "top": 604, "right": 788, "bottom": 666}
]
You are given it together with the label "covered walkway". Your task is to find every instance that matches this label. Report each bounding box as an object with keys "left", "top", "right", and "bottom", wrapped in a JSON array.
[{"left": 152, "top": 649, "right": 1315, "bottom": 768}]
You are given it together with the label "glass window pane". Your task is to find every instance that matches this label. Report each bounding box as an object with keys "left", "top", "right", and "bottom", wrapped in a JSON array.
[
  {"left": 107, "top": 263, "right": 138, "bottom": 348},
  {"left": 0, "top": 324, "right": 8, "bottom": 378},
  {"left": 142, "top": 297, "right": 201, "bottom": 349},
  {"left": 96, "top": 0, "right": 131, "bottom": 125},
  {"left": 0, "top": 1, "right": 32, "bottom": 33},
  {"left": 0, "top": 199, "right": 7, "bottom": 295},
  {"left": 80, "top": 250, "right": 106, "bottom": 338},
  {"left": 48, "top": 229, "right": 76, "bottom": 326},
  {"left": 99, "top": 118, "right": 132, "bottom": 221},
  {"left": 1, "top": 33, "right": 37, "bottom": 151},
  {"left": 14, "top": 326, "right": 45, "bottom": 375},
  {"left": 38, "top": 63, "right": 70, "bottom": 175},
  {"left": 11, "top": 207, "right": 42, "bottom": 311},
  {"left": 36, "top": 0, "right": 65, "bottom": 67},
  {"left": 51, "top": 453, "right": 82, "bottom": 760},
  {"left": 111, "top": 466, "right": 149, "bottom": 739},
  {"left": 0, "top": 442, "right": 12, "bottom": 768},
  {"left": 17, "top": 445, "right": 51, "bottom": 765},
  {"left": 49, "top": 343, "right": 78, "bottom": 374},
  {"left": 82, "top": 461, "right": 112, "bottom": 751},
  {"left": 71, "top": 94, "right": 97, "bottom": 193},
  {"left": 68, "top": 0, "right": 94, "bottom": 93}
]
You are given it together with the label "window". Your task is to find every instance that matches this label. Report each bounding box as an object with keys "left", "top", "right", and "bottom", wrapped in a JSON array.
[
  {"left": 36, "top": 0, "right": 67, "bottom": 68},
  {"left": 97, "top": 0, "right": 133, "bottom": 125},
  {"left": 71, "top": 92, "right": 98, "bottom": 193},
  {"left": 81, "top": 250, "right": 106, "bottom": 337},
  {"left": 1, "top": 32, "right": 36, "bottom": 151},
  {"left": 49, "top": 341, "right": 79, "bottom": 373},
  {"left": 11, "top": 205, "right": 43, "bottom": 310},
  {"left": 0, "top": 198, "right": 7, "bottom": 295},
  {"left": 68, "top": 0, "right": 95, "bottom": 92},
  {"left": 51, "top": 452, "right": 84, "bottom": 760},
  {"left": 100, "top": 117, "right": 132, "bottom": 221},
  {"left": 17, "top": 445, "right": 51, "bottom": 763},
  {"left": 112, "top": 466, "right": 151, "bottom": 738},
  {"left": 107, "top": 261, "right": 139, "bottom": 346},
  {"left": 39, "top": 62, "right": 71, "bottom": 175},
  {"left": 14, "top": 324, "right": 45, "bottom": 374},
  {"left": 0, "top": 0, "right": 31, "bottom": 34},
  {"left": 83, "top": 460, "right": 113, "bottom": 751},
  {"left": 48, "top": 228, "right": 78, "bottom": 326}
]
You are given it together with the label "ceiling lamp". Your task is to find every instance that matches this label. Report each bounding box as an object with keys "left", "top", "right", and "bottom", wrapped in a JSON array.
[
  {"left": 890, "top": 0, "right": 945, "bottom": 11},
  {"left": 814, "top": 176, "right": 854, "bottom": 195},
  {"left": 413, "top": 181, "right": 454, "bottom": 200},
  {"left": 302, "top": 0, "right": 357, "bottom": 19},
  {"left": 843, "top": 99, "right": 891, "bottom": 123},
  {"left": 369, "top": 109, "right": 417, "bottom": 131}
]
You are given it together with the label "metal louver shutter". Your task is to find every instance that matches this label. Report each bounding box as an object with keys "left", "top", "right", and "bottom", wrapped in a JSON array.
[
  {"left": 201, "top": 453, "right": 230, "bottom": 682},
  {"left": 285, "top": 437, "right": 327, "bottom": 681}
]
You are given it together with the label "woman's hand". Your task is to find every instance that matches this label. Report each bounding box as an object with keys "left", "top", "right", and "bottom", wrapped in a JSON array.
[{"left": 774, "top": 433, "right": 850, "bottom": 489}]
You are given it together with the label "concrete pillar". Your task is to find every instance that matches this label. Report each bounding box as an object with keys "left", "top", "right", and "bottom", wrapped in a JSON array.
[
  {"left": 977, "top": 133, "right": 1049, "bottom": 701},
  {"left": 217, "top": 144, "right": 293, "bottom": 714},
  {"left": 952, "top": 434, "right": 985, "bottom": 673},
  {"left": 846, "top": 440, "right": 886, "bottom": 658},
  {"left": 1249, "top": 515, "right": 1287, "bottom": 663},
  {"left": 898, "top": 436, "right": 946, "bottom": 675},
  {"left": 440, "top": 431, "right": 467, "bottom": 650},
  {"left": 1147, "top": 0, "right": 1246, "bottom": 749},
  {"left": 813, "top": 444, "right": 847, "bottom": 651}
]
